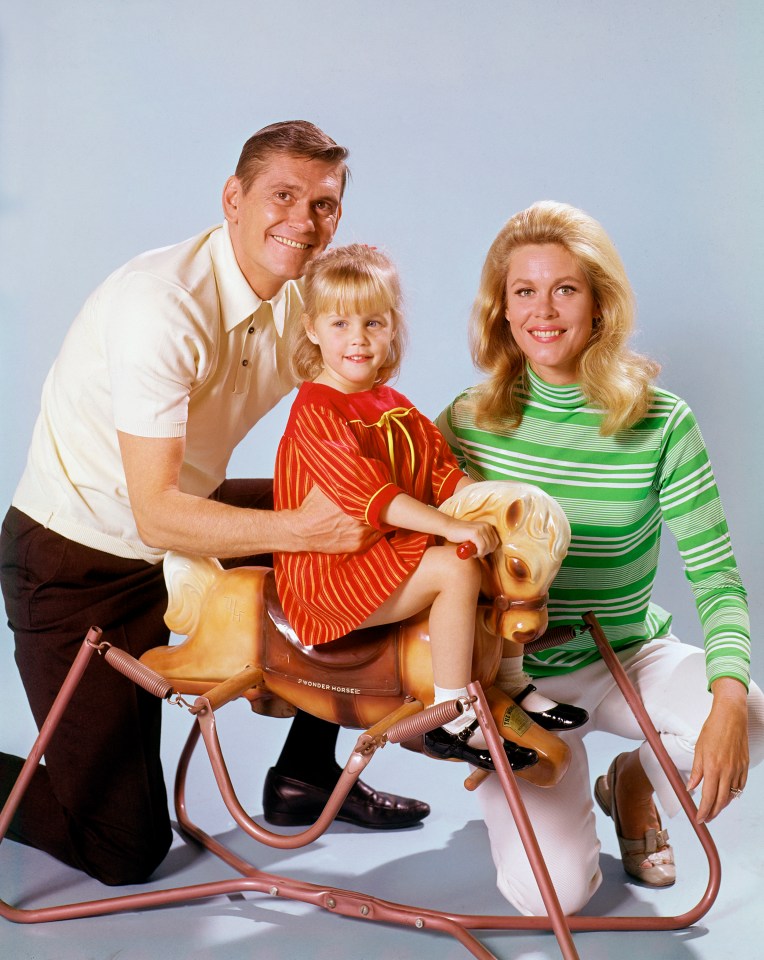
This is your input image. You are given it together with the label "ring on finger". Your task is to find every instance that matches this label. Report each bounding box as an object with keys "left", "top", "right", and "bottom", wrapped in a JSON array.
[{"left": 729, "top": 787, "right": 743, "bottom": 799}]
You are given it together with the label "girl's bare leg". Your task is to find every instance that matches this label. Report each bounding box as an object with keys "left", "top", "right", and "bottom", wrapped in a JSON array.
[
  {"left": 362, "top": 545, "right": 539, "bottom": 770},
  {"left": 360, "top": 544, "right": 481, "bottom": 688}
]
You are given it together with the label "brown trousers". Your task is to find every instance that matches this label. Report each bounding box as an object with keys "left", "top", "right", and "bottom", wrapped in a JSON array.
[{"left": 0, "top": 480, "right": 279, "bottom": 885}]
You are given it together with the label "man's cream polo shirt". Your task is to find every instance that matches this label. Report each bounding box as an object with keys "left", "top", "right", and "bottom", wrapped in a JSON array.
[{"left": 13, "top": 223, "right": 301, "bottom": 562}]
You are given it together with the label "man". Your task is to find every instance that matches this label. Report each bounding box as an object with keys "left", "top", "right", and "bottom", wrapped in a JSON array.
[{"left": 0, "top": 121, "right": 428, "bottom": 887}]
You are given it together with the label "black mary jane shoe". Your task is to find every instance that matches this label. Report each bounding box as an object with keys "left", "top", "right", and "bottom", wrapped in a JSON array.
[
  {"left": 423, "top": 721, "right": 538, "bottom": 773},
  {"left": 515, "top": 684, "right": 589, "bottom": 731}
]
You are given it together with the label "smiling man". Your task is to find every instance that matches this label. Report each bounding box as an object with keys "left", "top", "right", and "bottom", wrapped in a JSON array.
[{"left": 0, "top": 121, "right": 429, "bottom": 887}]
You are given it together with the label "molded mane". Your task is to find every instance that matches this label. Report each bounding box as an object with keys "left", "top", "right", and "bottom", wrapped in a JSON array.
[{"left": 163, "top": 552, "right": 223, "bottom": 636}]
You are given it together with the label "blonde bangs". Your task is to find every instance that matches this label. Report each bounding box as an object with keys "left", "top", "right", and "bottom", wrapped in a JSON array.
[{"left": 308, "top": 269, "right": 398, "bottom": 322}]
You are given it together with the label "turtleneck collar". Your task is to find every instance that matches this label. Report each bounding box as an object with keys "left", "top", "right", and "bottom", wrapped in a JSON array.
[{"left": 524, "top": 364, "right": 587, "bottom": 409}]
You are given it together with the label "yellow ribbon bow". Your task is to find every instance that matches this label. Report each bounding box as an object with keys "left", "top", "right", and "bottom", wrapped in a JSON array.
[{"left": 351, "top": 406, "right": 416, "bottom": 484}]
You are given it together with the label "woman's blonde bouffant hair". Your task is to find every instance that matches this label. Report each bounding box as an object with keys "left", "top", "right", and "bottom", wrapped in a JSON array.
[
  {"left": 469, "top": 201, "right": 659, "bottom": 435},
  {"left": 289, "top": 244, "right": 408, "bottom": 385}
]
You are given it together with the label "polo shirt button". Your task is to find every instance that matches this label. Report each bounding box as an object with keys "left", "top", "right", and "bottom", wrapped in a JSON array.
[
  {"left": 242, "top": 359, "right": 249, "bottom": 366},
  {"left": 248, "top": 326, "right": 255, "bottom": 334}
]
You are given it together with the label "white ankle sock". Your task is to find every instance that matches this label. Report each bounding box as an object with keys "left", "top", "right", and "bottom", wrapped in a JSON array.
[
  {"left": 495, "top": 656, "right": 559, "bottom": 713},
  {"left": 433, "top": 684, "right": 470, "bottom": 731},
  {"left": 433, "top": 684, "right": 488, "bottom": 749}
]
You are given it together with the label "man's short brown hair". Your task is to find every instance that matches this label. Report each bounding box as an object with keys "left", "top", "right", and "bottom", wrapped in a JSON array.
[{"left": 235, "top": 120, "right": 350, "bottom": 195}]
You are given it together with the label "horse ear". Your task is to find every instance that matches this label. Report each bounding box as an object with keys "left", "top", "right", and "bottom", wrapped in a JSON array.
[{"left": 504, "top": 497, "right": 526, "bottom": 532}]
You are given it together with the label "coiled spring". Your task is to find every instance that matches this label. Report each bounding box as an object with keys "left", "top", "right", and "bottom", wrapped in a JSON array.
[
  {"left": 525, "top": 624, "right": 578, "bottom": 655},
  {"left": 102, "top": 645, "right": 175, "bottom": 700},
  {"left": 386, "top": 698, "right": 467, "bottom": 743}
]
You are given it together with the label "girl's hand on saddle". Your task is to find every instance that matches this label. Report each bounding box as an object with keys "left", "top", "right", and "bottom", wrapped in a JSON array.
[
  {"left": 688, "top": 676, "right": 749, "bottom": 823},
  {"left": 444, "top": 518, "right": 500, "bottom": 558},
  {"left": 294, "top": 487, "right": 380, "bottom": 554}
]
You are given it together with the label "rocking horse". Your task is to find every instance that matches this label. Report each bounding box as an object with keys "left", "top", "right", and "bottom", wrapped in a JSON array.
[
  {"left": 0, "top": 480, "right": 722, "bottom": 960},
  {"left": 141, "top": 479, "right": 574, "bottom": 787}
]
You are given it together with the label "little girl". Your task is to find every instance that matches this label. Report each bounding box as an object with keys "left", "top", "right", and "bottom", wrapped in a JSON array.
[{"left": 274, "top": 245, "right": 580, "bottom": 772}]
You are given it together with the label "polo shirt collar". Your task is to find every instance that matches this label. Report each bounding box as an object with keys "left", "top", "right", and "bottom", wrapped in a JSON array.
[{"left": 212, "top": 221, "right": 289, "bottom": 337}]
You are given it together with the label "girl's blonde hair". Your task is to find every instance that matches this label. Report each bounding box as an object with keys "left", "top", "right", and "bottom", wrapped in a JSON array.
[
  {"left": 290, "top": 244, "right": 408, "bottom": 385},
  {"left": 469, "top": 201, "right": 659, "bottom": 435}
]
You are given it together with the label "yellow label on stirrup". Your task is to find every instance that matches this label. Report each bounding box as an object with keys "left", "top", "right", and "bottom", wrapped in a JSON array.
[{"left": 501, "top": 705, "right": 533, "bottom": 736}]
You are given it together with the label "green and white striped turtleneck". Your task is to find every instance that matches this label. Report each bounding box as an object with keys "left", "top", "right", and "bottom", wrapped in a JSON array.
[{"left": 437, "top": 366, "right": 750, "bottom": 688}]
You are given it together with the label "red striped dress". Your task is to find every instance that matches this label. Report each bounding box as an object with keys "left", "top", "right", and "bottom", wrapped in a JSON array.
[{"left": 274, "top": 381, "right": 464, "bottom": 645}]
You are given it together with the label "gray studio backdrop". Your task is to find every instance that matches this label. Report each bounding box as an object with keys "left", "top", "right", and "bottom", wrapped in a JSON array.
[{"left": 1, "top": 0, "right": 762, "bottom": 755}]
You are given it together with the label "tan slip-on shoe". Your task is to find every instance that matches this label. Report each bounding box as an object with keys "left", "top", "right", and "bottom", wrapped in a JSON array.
[{"left": 594, "top": 752, "right": 676, "bottom": 887}]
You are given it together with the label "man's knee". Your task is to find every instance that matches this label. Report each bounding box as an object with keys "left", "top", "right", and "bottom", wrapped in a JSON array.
[{"left": 73, "top": 821, "right": 173, "bottom": 886}]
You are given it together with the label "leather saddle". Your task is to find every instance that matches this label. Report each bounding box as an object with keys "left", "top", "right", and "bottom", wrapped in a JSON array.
[{"left": 262, "top": 571, "right": 403, "bottom": 698}]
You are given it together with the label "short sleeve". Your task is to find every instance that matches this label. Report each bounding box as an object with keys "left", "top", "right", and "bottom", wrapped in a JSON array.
[
  {"left": 103, "top": 271, "right": 215, "bottom": 437},
  {"left": 289, "top": 401, "right": 405, "bottom": 528}
]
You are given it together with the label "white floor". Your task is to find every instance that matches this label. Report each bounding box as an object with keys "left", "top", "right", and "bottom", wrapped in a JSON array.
[{"left": 2, "top": 700, "right": 762, "bottom": 960}]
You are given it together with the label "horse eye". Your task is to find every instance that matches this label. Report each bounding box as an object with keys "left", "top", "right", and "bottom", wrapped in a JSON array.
[{"left": 508, "top": 557, "right": 530, "bottom": 580}]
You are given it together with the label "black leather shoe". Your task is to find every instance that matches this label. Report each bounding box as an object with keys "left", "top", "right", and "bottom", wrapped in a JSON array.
[
  {"left": 423, "top": 722, "right": 538, "bottom": 773},
  {"left": 515, "top": 684, "right": 589, "bottom": 731},
  {"left": 262, "top": 767, "right": 430, "bottom": 830}
]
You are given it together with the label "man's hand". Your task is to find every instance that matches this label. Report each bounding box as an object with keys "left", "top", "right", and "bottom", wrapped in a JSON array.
[
  {"left": 292, "top": 487, "right": 380, "bottom": 554},
  {"left": 118, "top": 433, "right": 378, "bottom": 558}
]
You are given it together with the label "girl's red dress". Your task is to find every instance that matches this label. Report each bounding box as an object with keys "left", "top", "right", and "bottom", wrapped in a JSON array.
[{"left": 274, "top": 381, "right": 464, "bottom": 645}]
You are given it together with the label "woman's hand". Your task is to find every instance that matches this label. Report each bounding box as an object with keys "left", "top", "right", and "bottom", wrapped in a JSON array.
[
  {"left": 688, "top": 676, "right": 749, "bottom": 823},
  {"left": 442, "top": 517, "right": 500, "bottom": 558}
]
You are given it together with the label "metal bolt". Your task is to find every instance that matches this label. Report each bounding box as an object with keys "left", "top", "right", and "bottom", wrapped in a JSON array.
[
  {"left": 327, "top": 897, "right": 336, "bottom": 909},
  {"left": 415, "top": 918, "right": 425, "bottom": 929}
]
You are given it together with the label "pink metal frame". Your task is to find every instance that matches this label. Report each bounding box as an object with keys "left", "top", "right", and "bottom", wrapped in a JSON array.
[{"left": 0, "top": 613, "right": 721, "bottom": 960}]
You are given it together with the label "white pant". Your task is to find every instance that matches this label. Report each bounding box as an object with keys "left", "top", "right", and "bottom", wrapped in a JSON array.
[{"left": 479, "top": 636, "right": 764, "bottom": 916}]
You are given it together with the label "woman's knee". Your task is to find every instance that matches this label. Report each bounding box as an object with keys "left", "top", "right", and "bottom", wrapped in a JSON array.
[
  {"left": 479, "top": 760, "right": 601, "bottom": 916},
  {"left": 494, "top": 842, "right": 601, "bottom": 916}
]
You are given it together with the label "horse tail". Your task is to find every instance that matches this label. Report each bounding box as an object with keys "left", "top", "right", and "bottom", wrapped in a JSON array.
[{"left": 163, "top": 551, "right": 223, "bottom": 637}]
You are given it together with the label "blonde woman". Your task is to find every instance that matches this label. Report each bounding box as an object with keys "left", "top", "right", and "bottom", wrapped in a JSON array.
[{"left": 437, "top": 201, "right": 764, "bottom": 914}]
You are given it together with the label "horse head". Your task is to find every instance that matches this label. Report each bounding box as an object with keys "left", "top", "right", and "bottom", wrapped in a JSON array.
[{"left": 439, "top": 481, "right": 571, "bottom": 645}]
